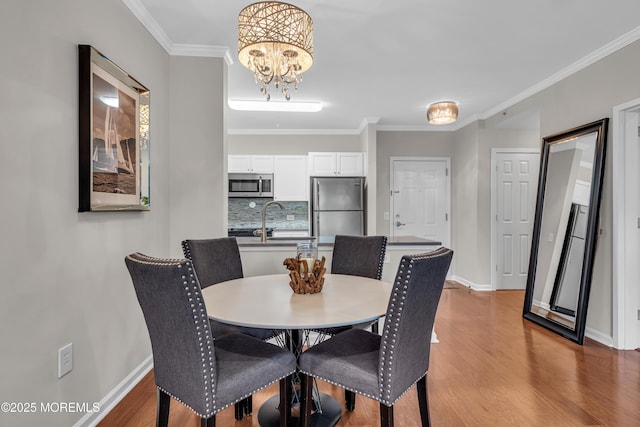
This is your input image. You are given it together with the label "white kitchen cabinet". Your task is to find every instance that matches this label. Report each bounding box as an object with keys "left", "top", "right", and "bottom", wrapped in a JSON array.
[
  {"left": 273, "top": 155, "right": 308, "bottom": 201},
  {"left": 228, "top": 155, "right": 274, "bottom": 173},
  {"left": 308, "top": 152, "right": 363, "bottom": 176}
]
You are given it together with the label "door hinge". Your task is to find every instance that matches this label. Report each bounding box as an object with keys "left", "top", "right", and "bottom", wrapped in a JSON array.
[
  {"left": 445, "top": 213, "right": 448, "bottom": 221},
  {"left": 446, "top": 168, "right": 449, "bottom": 176},
  {"left": 637, "top": 217, "right": 640, "bottom": 229}
]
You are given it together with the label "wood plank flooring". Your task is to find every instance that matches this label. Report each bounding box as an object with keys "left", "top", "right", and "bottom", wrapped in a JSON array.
[{"left": 98, "top": 287, "right": 640, "bottom": 426}]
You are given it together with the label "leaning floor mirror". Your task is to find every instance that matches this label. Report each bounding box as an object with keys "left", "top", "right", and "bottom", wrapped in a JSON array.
[{"left": 523, "top": 118, "right": 609, "bottom": 344}]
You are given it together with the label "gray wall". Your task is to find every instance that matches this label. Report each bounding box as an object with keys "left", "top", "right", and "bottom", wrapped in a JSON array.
[
  {"left": 0, "top": 1, "right": 171, "bottom": 426},
  {"left": 485, "top": 40, "right": 640, "bottom": 338},
  {"left": 169, "top": 56, "right": 227, "bottom": 254}
]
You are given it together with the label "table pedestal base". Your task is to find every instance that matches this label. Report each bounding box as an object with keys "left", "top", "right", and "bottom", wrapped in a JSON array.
[{"left": 257, "top": 393, "right": 342, "bottom": 427}]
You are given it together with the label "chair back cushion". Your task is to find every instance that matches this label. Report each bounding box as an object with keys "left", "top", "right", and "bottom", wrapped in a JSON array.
[
  {"left": 331, "top": 235, "right": 387, "bottom": 279},
  {"left": 182, "top": 237, "right": 243, "bottom": 288},
  {"left": 378, "top": 247, "right": 453, "bottom": 405},
  {"left": 125, "top": 254, "right": 216, "bottom": 417}
]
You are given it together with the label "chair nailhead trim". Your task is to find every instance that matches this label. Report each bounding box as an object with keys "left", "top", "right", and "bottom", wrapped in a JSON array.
[
  {"left": 155, "top": 369, "right": 295, "bottom": 418},
  {"left": 181, "top": 260, "right": 217, "bottom": 415},
  {"left": 303, "top": 249, "right": 452, "bottom": 407},
  {"left": 375, "top": 236, "right": 388, "bottom": 280},
  {"left": 299, "top": 369, "right": 426, "bottom": 407},
  {"left": 130, "top": 252, "right": 298, "bottom": 419}
]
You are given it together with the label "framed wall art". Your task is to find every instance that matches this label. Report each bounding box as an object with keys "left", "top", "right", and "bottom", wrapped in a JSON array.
[{"left": 78, "top": 45, "right": 150, "bottom": 212}]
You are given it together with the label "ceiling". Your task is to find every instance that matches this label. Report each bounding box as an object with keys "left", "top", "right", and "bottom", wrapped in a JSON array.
[{"left": 125, "top": 0, "right": 640, "bottom": 133}]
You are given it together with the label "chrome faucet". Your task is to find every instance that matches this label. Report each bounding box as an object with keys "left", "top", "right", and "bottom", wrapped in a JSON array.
[{"left": 261, "top": 200, "right": 285, "bottom": 242}]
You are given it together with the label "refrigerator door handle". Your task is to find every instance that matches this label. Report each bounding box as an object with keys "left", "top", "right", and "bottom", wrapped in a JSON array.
[{"left": 313, "top": 211, "right": 320, "bottom": 237}]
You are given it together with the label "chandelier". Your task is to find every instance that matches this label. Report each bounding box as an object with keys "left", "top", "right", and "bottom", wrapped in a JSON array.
[
  {"left": 427, "top": 101, "right": 459, "bottom": 125},
  {"left": 238, "top": 1, "right": 313, "bottom": 101}
]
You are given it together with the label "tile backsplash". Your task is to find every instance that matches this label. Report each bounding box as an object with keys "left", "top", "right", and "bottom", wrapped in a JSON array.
[{"left": 228, "top": 198, "right": 309, "bottom": 230}]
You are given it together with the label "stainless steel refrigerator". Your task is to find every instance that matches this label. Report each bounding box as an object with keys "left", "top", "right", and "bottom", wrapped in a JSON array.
[
  {"left": 550, "top": 203, "right": 588, "bottom": 316},
  {"left": 311, "top": 176, "right": 365, "bottom": 238}
]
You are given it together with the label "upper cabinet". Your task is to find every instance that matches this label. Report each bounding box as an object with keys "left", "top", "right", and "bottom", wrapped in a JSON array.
[
  {"left": 228, "top": 155, "right": 274, "bottom": 173},
  {"left": 308, "top": 152, "right": 363, "bottom": 176},
  {"left": 273, "top": 155, "right": 308, "bottom": 201}
]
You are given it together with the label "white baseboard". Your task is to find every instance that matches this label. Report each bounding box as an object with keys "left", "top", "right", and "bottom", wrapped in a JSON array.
[
  {"left": 74, "top": 355, "right": 153, "bottom": 427},
  {"left": 451, "top": 275, "right": 492, "bottom": 291},
  {"left": 585, "top": 327, "right": 614, "bottom": 347}
]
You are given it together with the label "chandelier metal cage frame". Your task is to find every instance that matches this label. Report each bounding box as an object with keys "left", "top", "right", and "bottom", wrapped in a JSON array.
[{"left": 238, "top": 1, "right": 314, "bottom": 101}]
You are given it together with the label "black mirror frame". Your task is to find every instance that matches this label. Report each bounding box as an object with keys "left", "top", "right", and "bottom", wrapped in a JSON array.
[{"left": 523, "top": 118, "right": 609, "bottom": 345}]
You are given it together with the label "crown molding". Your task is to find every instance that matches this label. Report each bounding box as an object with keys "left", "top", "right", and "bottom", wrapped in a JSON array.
[
  {"left": 481, "top": 25, "right": 640, "bottom": 121},
  {"left": 122, "top": 0, "right": 233, "bottom": 63},
  {"left": 171, "top": 44, "right": 233, "bottom": 64},
  {"left": 358, "top": 117, "right": 380, "bottom": 133},
  {"left": 121, "top": 0, "right": 173, "bottom": 53},
  {"left": 227, "top": 128, "right": 362, "bottom": 136},
  {"left": 377, "top": 124, "right": 456, "bottom": 132}
]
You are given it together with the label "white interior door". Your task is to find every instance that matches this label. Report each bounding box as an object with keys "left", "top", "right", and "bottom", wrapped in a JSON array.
[
  {"left": 494, "top": 151, "right": 539, "bottom": 290},
  {"left": 390, "top": 158, "right": 450, "bottom": 247}
]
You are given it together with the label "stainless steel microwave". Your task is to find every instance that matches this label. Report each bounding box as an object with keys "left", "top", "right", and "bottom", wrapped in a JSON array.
[{"left": 228, "top": 173, "right": 274, "bottom": 198}]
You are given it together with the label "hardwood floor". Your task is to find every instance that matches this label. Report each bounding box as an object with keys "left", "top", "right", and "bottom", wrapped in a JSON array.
[{"left": 99, "top": 288, "right": 640, "bottom": 426}]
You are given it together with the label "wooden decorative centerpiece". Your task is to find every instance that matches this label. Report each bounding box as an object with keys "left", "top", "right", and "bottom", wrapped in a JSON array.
[{"left": 283, "top": 255, "right": 326, "bottom": 294}]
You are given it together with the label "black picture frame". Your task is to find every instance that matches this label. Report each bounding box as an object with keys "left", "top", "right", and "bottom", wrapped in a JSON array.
[
  {"left": 78, "top": 45, "right": 150, "bottom": 212},
  {"left": 523, "top": 118, "right": 608, "bottom": 345}
]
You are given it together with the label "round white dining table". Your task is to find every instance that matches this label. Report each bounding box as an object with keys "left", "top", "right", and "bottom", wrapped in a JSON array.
[
  {"left": 201, "top": 273, "right": 392, "bottom": 427},
  {"left": 201, "top": 273, "right": 392, "bottom": 330}
]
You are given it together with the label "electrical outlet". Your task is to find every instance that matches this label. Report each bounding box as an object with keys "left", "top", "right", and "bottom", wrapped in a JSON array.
[
  {"left": 58, "top": 343, "right": 73, "bottom": 378},
  {"left": 383, "top": 212, "right": 389, "bottom": 220},
  {"left": 286, "top": 214, "right": 295, "bottom": 221},
  {"left": 384, "top": 253, "right": 391, "bottom": 264}
]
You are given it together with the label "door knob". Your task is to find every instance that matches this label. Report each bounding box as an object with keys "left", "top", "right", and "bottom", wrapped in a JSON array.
[{"left": 395, "top": 221, "right": 405, "bottom": 227}]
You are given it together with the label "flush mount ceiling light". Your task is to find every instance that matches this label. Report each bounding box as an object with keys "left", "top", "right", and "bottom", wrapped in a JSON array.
[
  {"left": 427, "top": 101, "right": 459, "bottom": 125},
  {"left": 229, "top": 99, "right": 322, "bottom": 112},
  {"left": 238, "top": 1, "right": 313, "bottom": 101}
]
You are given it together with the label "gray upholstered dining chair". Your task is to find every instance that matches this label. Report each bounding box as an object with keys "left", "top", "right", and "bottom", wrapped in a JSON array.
[
  {"left": 125, "top": 253, "right": 297, "bottom": 427},
  {"left": 331, "top": 234, "right": 388, "bottom": 284},
  {"left": 324, "top": 234, "right": 388, "bottom": 411},
  {"left": 299, "top": 248, "right": 454, "bottom": 427},
  {"left": 323, "top": 235, "right": 387, "bottom": 336},
  {"left": 182, "top": 237, "right": 285, "bottom": 419}
]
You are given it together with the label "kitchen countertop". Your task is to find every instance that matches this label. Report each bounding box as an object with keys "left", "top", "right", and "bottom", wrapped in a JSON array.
[{"left": 235, "top": 235, "right": 441, "bottom": 248}]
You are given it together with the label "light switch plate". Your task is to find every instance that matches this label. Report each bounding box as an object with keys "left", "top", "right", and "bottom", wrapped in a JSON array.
[{"left": 58, "top": 343, "right": 73, "bottom": 378}]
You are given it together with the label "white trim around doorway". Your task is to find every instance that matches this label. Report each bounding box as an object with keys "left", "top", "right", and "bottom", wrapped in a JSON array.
[{"left": 612, "top": 97, "right": 640, "bottom": 350}]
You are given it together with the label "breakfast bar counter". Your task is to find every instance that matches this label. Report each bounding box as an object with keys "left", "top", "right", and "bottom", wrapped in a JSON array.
[{"left": 236, "top": 235, "right": 441, "bottom": 283}]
